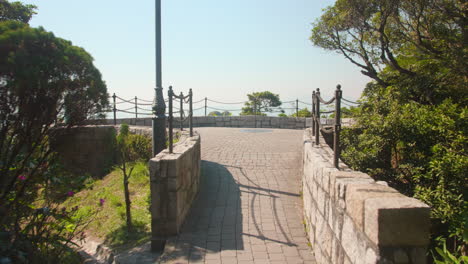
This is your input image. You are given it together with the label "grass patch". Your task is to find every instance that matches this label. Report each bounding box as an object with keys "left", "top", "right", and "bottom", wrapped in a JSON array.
[{"left": 63, "top": 161, "right": 151, "bottom": 251}]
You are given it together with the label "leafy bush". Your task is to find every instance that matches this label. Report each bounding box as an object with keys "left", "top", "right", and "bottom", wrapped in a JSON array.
[{"left": 341, "top": 98, "right": 467, "bottom": 256}]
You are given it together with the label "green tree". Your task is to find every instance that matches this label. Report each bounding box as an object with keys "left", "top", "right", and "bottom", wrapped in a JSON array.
[
  {"left": 0, "top": 10, "right": 109, "bottom": 262},
  {"left": 329, "top": 106, "right": 358, "bottom": 118},
  {"left": 208, "top": 111, "right": 232, "bottom": 117},
  {"left": 312, "top": 0, "right": 468, "bottom": 258},
  {"left": 290, "top": 108, "right": 311, "bottom": 117},
  {"left": 0, "top": 0, "right": 36, "bottom": 23},
  {"left": 240, "top": 91, "right": 282, "bottom": 115},
  {"left": 310, "top": 0, "right": 467, "bottom": 105},
  {"left": 208, "top": 111, "right": 222, "bottom": 116},
  {"left": 116, "top": 124, "right": 151, "bottom": 232}
]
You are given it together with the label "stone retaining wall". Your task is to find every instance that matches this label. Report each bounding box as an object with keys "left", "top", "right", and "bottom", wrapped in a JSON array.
[
  {"left": 49, "top": 126, "right": 117, "bottom": 177},
  {"left": 148, "top": 131, "right": 201, "bottom": 251},
  {"left": 91, "top": 116, "right": 355, "bottom": 129},
  {"left": 302, "top": 128, "right": 430, "bottom": 264}
]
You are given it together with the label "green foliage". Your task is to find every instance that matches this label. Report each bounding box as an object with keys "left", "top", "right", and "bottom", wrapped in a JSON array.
[
  {"left": 115, "top": 124, "right": 151, "bottom": 232},
  {"left": 208, "top": 111, "right": 232, "bottom": 117},
  {"left": 310, "top": 0, "right": 467, "bottom": 105},
  {"left": 117, "top": 124, "right": 152, "bottom": 163},
  {"left": 290, "top": 108, "right": 311, "bottom": 117},
  {"left": 434, "top": 241, "right": 468, "bottom": 264},
  {"left": 0, "top": 21, "right": 109, "bottom": 124},
  {"left": 330, "top": 106, "right": 358, "bottom": 118},
  {"left": 208, "top": 111, "right": 221, "bottom": 116},
  {"left": 313, "top": 0, "right": 468, "bottom": 259},
  {"left": 341, "top": 98, "right": 467, "bottom": 257},
  {"left": 241, "top": 91, "right": 282, "bottom": 115},
  {"left": 0, "top": 0, "right": 36, "bottom": 23},
  {"left": 278, "top": 113, "right": 287, "bottom": 117},
  {"left": 0, "top": 6, "right": 108, "bottom": 262}
]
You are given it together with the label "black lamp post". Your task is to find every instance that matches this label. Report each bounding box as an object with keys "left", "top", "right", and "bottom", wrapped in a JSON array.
[{"left": 152, "top": 0, "right": 166, "bottom": 156}]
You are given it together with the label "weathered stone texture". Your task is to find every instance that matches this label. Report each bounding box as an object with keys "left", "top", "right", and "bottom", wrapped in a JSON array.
[
  {"left": 302, "top": 128, "right": 430, "bottom": 264},
  {"left": 149, "top": 131, "right": 201, "bottom": 251},
  {"left": 49, "top": 126, "right": 117, "bottom": 177}
]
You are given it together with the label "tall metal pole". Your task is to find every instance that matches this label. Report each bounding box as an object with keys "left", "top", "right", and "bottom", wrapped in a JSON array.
[
  {"left": 152, "top": 0, "right": 166, "bottom": 157},
  {"left": 151, "top": 0, "right": 167, "bottom": 252},
  {"left": 189, "top": 89, "right": 193, "bottom": 137},
  {"left": 180, "top": 92, "right": 184, "bottom": 131},
  {"left": 296, "top": 99, "right": 299, "bottom": 117},
  {"left": 315, "top": 88, "right": 320, "bottom": 145},
  {"left": 112, "top": 93, "right": 116, "bottom": 125},
  {"left": 312, "top": 91, "right": 316, "bottom": 137},
  {"left": 334, "top": 84, "right": 342, "bottom": 169},
  {"left": 135, "top": 96, "right": 138, "bottom": 120},
  {"left": 204, "top": 97, "right": 207, "bottom": 116},
  {"left": 168, "top": 86, "right": 173, "bottom": 154},
  {"left": 254, "top": 100, "right": 257, "bottom": 128}
]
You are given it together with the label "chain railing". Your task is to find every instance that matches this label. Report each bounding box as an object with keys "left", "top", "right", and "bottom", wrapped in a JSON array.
[
  {"left": 106, "top": 94, "right": 322, "bottom": 124},
  {"left": 107, "top": 89, "right": 360, "bottom": 163},
  {"left": 312, "top": 84, "right": 343, "bottom": 169},
  {"left": 167, "top": 86, "right": 193, "bottom": 154}
]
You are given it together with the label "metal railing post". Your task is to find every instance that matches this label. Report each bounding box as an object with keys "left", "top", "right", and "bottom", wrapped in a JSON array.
[
  {"left": 204, "top": 97, "right": 207, "bottom": 116},
  {"left": 189, "top": 89, "right": 193, "bottom": 137},
  {"left": 112, "top": 93, "right": 116, "bottom": 125},
  {"left": 179, "top": 92, "right": 184, "bottom": 131},
  {"left": 315, "top": 88, "right": 320, "bottom": 145},
  {"left": 334, "top": 84, "right": 342, "bottom": 169},
  {"left": 312, "top": 91, "right": 316, "bottom": 137},
  {"left": 168, "top": 86, "right": 173, "bottom": 153},
  {"left": 296, "top": 99, "right": 299, "bottom": 117},
  {"left": 135, "top": 96, "right": 138, "bottom": 120},
  {"left": 254, "top": 100, "right": 257, "bottom": 128}
]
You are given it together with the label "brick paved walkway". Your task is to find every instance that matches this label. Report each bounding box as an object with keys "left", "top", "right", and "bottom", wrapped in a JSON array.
[{"left": 159, "top": 128, "right": 316, "bottom": 264}]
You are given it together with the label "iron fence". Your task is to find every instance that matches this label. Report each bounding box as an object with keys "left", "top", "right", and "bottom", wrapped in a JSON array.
[
  {"left": 167, "top": 86, "right": 193, "bottom": 153},
  {"left": 312, "top": 84, "right": 345, "bottom": 168}
]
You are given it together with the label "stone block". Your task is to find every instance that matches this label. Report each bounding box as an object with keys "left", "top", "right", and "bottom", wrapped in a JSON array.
[
  {"left": 331, "top": 171, "right": 374, "bottom": 202},
  {"left": 341, "top": 215, "right": 360, "bottom": 263},
  {"left": 345, "top": 184, "right": 403, "bottom": 230},
  {"left": 135, "top": 119, "right": 145, "bottom": 126},
  {"left": 364, "top": 197, "right": 430, "bottom": 246}
]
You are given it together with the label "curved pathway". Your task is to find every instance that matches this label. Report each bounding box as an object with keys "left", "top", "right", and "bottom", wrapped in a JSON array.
[{"left": 160, "top": 127, "right": 316, "bottom": 264}]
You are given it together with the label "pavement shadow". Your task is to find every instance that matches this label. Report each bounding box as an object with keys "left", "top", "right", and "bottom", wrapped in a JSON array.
[
  {"left": 227, "top": 164, "right": 299, "bottom": 248},
  {"left": 158, "top": 160, "right": 243, "bottom": 263}
]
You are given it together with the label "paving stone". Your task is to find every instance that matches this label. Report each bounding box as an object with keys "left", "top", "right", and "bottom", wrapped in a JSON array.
[{"left": 154, "top": 128, "right": 315, "bottom": 264}]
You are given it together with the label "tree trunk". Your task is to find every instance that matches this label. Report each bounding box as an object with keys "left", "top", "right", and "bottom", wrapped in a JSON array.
[{"left": 123, "top": 174, "right": 132, "bottom": 232}]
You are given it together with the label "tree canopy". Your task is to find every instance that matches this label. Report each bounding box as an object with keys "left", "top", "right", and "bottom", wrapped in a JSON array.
[
  {"left": 0, "top": 21, "right": 109, "bottom": 126},
  {"left": 290, "top": 108, "right": 311, "bottom": 117},
  {"left": 311, "top": 0, "right": 467, "bottom": 105},
  {"left": 240, "top": 91, "right": 282, "bottom": 115},
  {"left": 0, "top": 0, "right": 36, "bottom": 23},
  {"left": 0, "top": 2, "right": 109, "bottom": 261},
  {"left": 311, "top": 0, "right": 467, "bottom": 259},
  {"left": 208, "top": 111, "right": 232, "bottom": 117}
]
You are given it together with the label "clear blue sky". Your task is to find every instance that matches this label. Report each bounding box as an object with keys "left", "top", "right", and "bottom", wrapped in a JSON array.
[{"left": 26, "top": 0, "right": 370, "bottom": 115}]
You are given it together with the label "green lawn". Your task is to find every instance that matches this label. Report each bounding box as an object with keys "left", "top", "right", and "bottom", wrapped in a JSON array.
[{"left": 63, "top": 162, "right": 151, "bottom": 252}]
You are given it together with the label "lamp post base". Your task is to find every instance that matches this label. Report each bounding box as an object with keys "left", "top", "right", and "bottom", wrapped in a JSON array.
[{"left": 152, "top": 116, "right": 166, "bottom": 157}]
